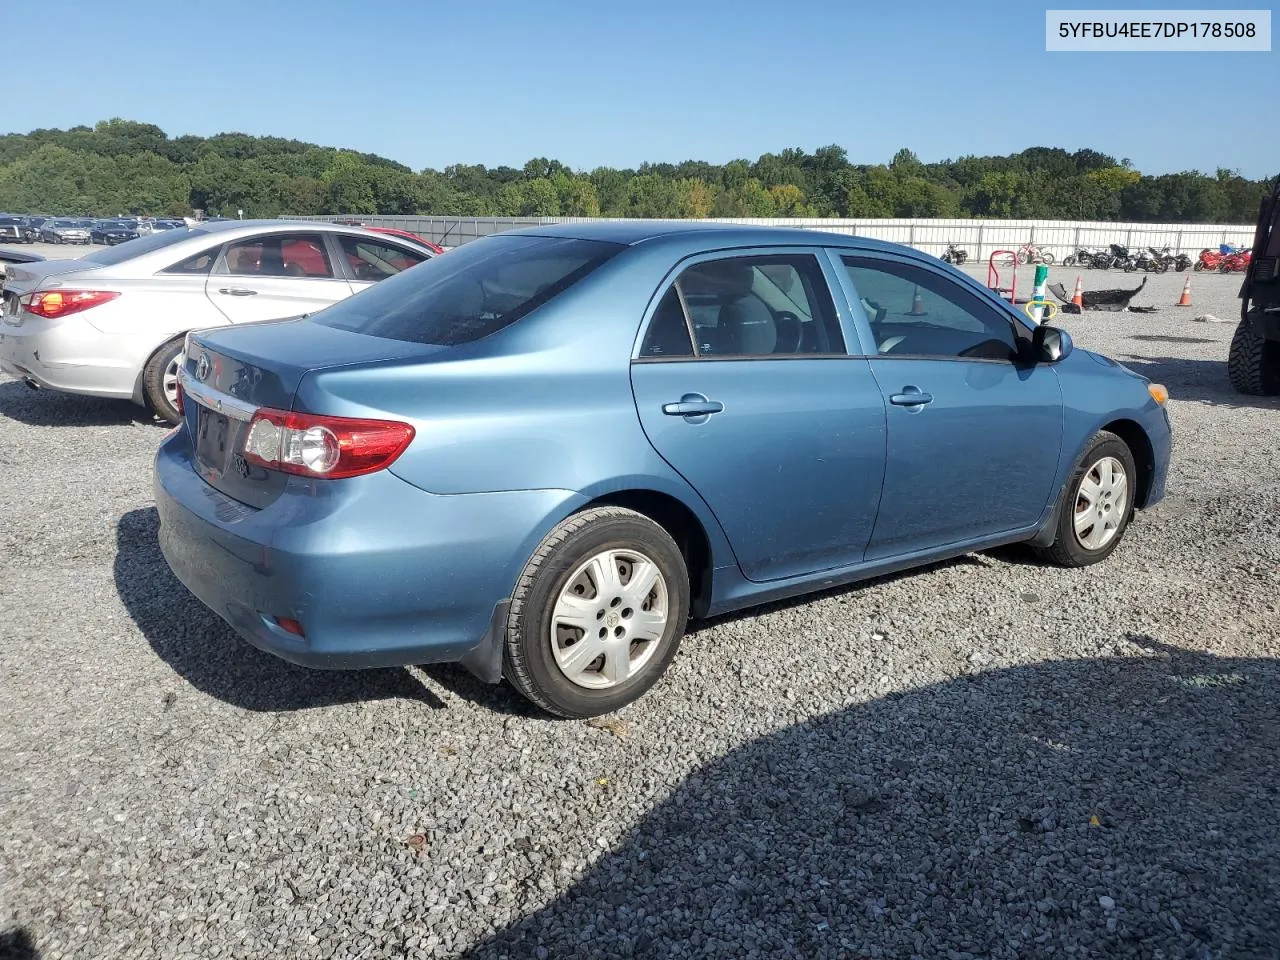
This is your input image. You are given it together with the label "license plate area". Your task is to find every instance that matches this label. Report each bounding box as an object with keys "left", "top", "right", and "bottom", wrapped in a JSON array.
[{"left": 194, "top": 403, "right": 237, "bottom": 476}]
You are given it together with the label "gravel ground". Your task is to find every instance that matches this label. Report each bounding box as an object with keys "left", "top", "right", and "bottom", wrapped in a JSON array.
[{"left": 1, "top": 265, "right": 1278, "bottom": 960}]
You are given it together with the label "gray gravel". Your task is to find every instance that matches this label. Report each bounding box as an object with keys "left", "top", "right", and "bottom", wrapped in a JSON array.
[{"left": 2, "top": 265, "right": 1278, "bottom": 960}]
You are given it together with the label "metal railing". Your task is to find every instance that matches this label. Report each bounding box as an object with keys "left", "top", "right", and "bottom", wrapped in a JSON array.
[{"left": 280, "top": 214, "right": 1256, "bottom": 259}]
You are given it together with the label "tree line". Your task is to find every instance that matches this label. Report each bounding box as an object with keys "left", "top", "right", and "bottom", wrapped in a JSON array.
[{"left": 0, "top": 118, "right": 1271, "bottom": 224}]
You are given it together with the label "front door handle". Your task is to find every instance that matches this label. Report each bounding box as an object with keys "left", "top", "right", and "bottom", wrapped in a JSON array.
[
  {"left": 889, "top": 387, "right": 933, "bottom": 407},
  {"left": 218, "top": 287, "right": 258, "bottom": 297},
  {"left": 662, "top": 394, "right": 724, "bottom": 418}
]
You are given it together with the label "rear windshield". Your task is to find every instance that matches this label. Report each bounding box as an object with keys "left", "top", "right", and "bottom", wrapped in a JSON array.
[
  {"left": 311, "top": 235, "right": 624, "bottom": 345},
  {"left": 82, "top": 225, "right": 203, "bottom": 265}
]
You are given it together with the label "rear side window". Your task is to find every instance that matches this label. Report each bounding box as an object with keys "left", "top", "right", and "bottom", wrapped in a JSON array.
[
  {"left": 313, "top": 235, "right": 624, "bottom": 346},
  {"left": 162, "top": 246, "right": 219, "bottom": 275},
  {"left": 338, "top": 235, "right": 428, "bottom": 281}
]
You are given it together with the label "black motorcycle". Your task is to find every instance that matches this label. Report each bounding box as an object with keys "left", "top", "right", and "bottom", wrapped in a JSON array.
[
  {"left": 1063, "top": 247, "right": 1094, "bottom": 268},
  {"left": 940, "top": 243, "right": 968, "bottom": 265},
  {"left": 1110, "top": 243, "right": 1136, "bottom": 272}
]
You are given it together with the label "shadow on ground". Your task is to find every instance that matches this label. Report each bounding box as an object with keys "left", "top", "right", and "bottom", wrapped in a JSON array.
[
  {"left": 114, "top": 508, "right": 443, "bottom": 711},
  {"left": 0, "top": 929, "right": 39, "bottom": 960},
  {"left": 1118, "top": 354, "right": 1280, "bottom": 410},
  {"left": 465, "top": 644, "right": 1280, "bottom": 959},
  {"left": 0, "top": 378, "right": 156, "bottom": 427}
]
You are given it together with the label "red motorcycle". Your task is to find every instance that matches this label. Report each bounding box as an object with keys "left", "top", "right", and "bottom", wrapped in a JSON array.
[
  {"left": 1195, "top": 248, "right": 1225, "bottom": 271},
  {"left": 1218, "top": 248, "right": 1252, "bottom": 273}
]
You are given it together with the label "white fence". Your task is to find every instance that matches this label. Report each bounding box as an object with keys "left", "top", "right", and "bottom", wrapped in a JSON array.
[{"left": 284, "top": 214, "right": 1256, "bottom": 259}]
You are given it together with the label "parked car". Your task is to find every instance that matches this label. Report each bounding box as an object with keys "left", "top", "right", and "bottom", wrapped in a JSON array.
[
  {"left": 138, "top": 219, "right": 183, "bottom": 236},
  {"left": 0, "top": 220, "right": 434, "bottom": 423},
  {"left": 91, "top": 220, "right": 140, "bottom": 245},
  {"left": 151, "top": 222, "right": 1173, "bottom": 718},
  {"left": 39, "top": 219, "right": 92, "bottom": 244},
  {"left": 0, "top": 216, "right": 27, "bottom": 244},
  {"left": 366, "top": 226, "right": 446, "bottom": 256},
  {"left": 20, "top": 216, "right": 49, "bottom": 242}
]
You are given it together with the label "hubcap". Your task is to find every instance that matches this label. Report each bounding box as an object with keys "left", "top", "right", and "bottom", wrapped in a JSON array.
[
  {"left": 163, "top": 356, "right": 181, "bottom": 409},
  {"left": 550, "top": 548, "right": 668, "bottom": 690},
  {"left": 1073, "top": 456, "right": 1129, "bottom": 550}
]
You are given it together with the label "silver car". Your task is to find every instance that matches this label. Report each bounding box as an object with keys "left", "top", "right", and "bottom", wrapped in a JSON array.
[
  {"left": 40, "top": 219, "right": 92, "bottom": 245},
  {"left": 0, "top": 220, "right": 434, "bottom": 422}
]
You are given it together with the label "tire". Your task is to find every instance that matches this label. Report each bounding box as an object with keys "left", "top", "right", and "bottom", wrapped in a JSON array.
[
  {"left": 1015, "top": 251, "right": 1028, "bottom": 265},
  {"left": 142, "top": 338, "right": 185, "bottom": 424},
  {"left": 1193, "top": 261, "right": 1203, "bottom": 272},
  {"left": 1041, "top": 252, "right": 1055, "bottom": 265},
  {"left": 503, "top": 507, "right": 690, "bottom": 718},
  {"left": 1228, "top": 315, "right": 1280, "bottom": 396},
  {"left": 1124, "top": 261, "right": 1135, "bottom": 272},
  {"left": 1063, "top": 256, "right": 1076, "bottom": 268},
  {"left": 1034, "top": 431, "right": 1138, "bottom": 568},
  {"left": 1219, "top": 263, "right": 1231, "bottom": 274}
]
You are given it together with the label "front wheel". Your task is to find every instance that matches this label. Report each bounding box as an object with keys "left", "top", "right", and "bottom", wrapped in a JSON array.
[
  {"left": 504, "top": 507, "right": 690, "bottom": 718},
  {"left": 1034, "top": 431, "right": 1137, "bottom": 567},
  {"left": 142, "top": 338, "right": 185, "bottom": 425},
  {"left": 1015, "top": 251, "right": 1028, "bottom": 265},
  {"left": 1063, "top": 256, "right": 1076, "bottom": 267},
  {"left": 1228, "top": 315, "right": 1280, "bottom": 395},
  {"left": 1193, "top": 261, "right": 1204, "bottom": 272}
]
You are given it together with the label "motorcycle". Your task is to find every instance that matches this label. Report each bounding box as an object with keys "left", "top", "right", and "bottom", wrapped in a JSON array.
[
  {"left": 1063, "top": 247, "right": 1097, "bottom": 268},
  {"left": 1110, "top": 243, "right": 1136, "bottom": 272},
  {"left": 1137, "top": 247, "right": 1170, "bottom": 273},
  {"left": 1015, "top": 241, "right": 1055, "bottom": 265},
  {"left": 1195, "top": 248, "right": 1225, "bottom": 271},
  {"left": 940, "top": 243, "right": 968, "bottom": 265},
  {"left": 1172, "top": 252, "right": 1193, "bottom": 271},
  {"left": 1218, "top": 248, "right": 1253, "bottom": 273}
]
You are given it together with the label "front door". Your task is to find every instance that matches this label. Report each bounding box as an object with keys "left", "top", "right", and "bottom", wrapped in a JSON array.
[
  {"left": 630, "top": 250, "right": 887, "bottom": 583},
  {"left": 835, "top": 253, "right": 1065, "bottom": 560},
  {"left": 206, "top": 231, "right": 355, "bottom": 324}
]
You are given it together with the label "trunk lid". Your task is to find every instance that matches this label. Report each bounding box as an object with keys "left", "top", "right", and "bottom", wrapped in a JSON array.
[
  {"left": 181, "top": 317, "right": 445, "bottom": 507},
  {"left": 1, "top": 259, "right": 104, "bottom": 294}
]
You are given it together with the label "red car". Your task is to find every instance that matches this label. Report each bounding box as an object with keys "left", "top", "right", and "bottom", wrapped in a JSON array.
[{"left": 367, "top": 226, "right": 445, "bottom": 256}]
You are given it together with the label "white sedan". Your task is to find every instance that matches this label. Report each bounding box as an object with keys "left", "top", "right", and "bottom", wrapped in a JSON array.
[{"left": 0, "top": 220, "right": 434, "bottom": 422}]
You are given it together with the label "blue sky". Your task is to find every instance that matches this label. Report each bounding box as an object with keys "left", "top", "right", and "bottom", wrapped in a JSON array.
[{"left": 6, "top": 0, "right": 1277, "bottom": 177}]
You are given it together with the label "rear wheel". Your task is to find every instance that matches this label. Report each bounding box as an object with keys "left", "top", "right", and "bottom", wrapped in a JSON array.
[
  {"left": 1228, "top": 315, "right": 1280, "bottom": 396},
  {"left": 143, "top": 338, "right": 185, "bottom": 424},
  {"left": 1041, "top": 252, "right": 1055, "bottom": 265},
  {"left": 504, "top": 507, "right": 689, "bottom": 718},
  {"left": 1034, "top": 431, "right": 1137, "bottom": 567}
]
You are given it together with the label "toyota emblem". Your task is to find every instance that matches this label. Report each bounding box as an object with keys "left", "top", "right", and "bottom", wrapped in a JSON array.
[{"left": 195, "top": 353, "right": 211, "bottom": 382}]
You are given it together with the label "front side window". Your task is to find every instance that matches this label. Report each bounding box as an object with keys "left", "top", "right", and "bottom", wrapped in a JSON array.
[
  {"left": 841, "top": 256, "right": 1019, "bottom": 361},
  {"left": 638, "top": 253, "right": 844, "bottom": 359},
  {"left": 338, "top": 236, "right": 428, "bottom": 282},
  {"left": 312, "top": 235, "right": 624, "bottom": 346}
]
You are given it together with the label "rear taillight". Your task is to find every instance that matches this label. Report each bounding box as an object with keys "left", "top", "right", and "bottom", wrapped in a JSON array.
[
  {"left": 22, "top": 290, "right": 120, "bottom": 318},
  {"left": 241, "top": 408, "right": 415, "bottom": 479}
]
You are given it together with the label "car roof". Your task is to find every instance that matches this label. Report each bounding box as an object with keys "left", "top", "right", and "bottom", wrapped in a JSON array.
[{"left": 499, "top": 219, "right": 900, "bottom": 253}]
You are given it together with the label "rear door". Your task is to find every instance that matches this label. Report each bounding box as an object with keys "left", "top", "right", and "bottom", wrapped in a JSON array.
[
  {"left": 629, "top": 249, "right": 887, "bottom": 583},
  {"left": 832, "top": 252, "right": 1064, "bottom": 560},
  {"left": 206, "top": 231, "right": 355, "bottom": 324}
]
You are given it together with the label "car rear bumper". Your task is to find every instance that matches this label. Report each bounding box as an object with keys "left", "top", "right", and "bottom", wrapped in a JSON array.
[
  {"left": 0, "top": 313, "right": 144, "bottom": 398},
  {"left": 153, "top": 428, "right": 583, "bottom": 676}
]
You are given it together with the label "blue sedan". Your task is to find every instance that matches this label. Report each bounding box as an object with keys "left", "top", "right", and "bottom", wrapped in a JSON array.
[{"left": 154, "top": 222, "right": 1171, "bottom": 717}]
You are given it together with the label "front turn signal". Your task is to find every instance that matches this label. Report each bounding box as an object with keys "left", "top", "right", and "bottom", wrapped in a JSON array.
[{"left": 1148, "top": 383, "right": 1169, "bottom": 406}]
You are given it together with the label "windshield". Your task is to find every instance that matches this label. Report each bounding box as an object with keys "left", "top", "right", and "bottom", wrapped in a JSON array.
[
  {"left": 312, "top": 235, "right": 624, "bottom": 346},
  {"left": 0, "top": 217, "right": 21, "bottom": 225},
  {"left": 82, "top": 225, "right": 204, "bottom": 265},
  {"left": 52, "top": 220, "right": 75, "bottom": 228}
]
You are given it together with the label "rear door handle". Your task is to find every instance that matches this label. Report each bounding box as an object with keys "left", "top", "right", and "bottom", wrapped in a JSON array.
[
  {"left": 889, "top": 388, "right": 933, "bottom": 407},
  {"left": 218, "top": 287, "right": 258, "bottom": 296},
  {"left": 662, "top": 396, "right": 724, "bottom": 417}
]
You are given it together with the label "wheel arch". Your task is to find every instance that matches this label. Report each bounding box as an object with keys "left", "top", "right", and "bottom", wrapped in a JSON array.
[
  {"left": 1100, "top": 417, "right": 1156, "bottom": 508},
  {"left": 131, "top": 333, "right": 187, "bottom": 407}
]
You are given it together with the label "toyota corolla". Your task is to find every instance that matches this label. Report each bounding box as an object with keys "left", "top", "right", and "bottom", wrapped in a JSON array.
[{"left": 154, "top": 222, "right": 1172, "bottom": 717}]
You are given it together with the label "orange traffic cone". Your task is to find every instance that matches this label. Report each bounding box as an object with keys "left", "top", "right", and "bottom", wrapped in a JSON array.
[
  {"left": 1071, "top": 275, "right": 1084, "bottom": 308},
  {"left": 1176, "top": 274, "right": 1192, "bottom": 306},
  {"left": 908, "top": 286, "right": 927, "bottom": 316}
]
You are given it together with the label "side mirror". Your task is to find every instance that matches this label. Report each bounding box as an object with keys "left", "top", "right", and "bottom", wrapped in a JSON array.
[{"left": 1032, "top": 324, "right": 1073, "bottom": 363}]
